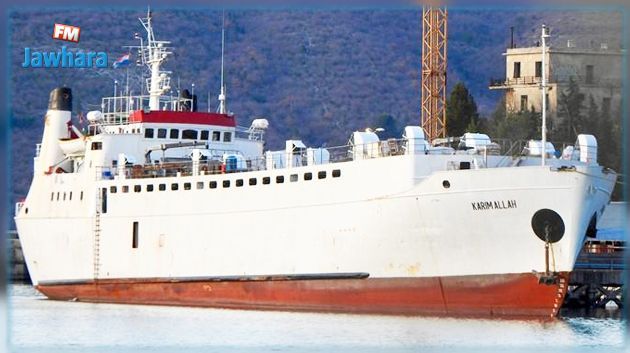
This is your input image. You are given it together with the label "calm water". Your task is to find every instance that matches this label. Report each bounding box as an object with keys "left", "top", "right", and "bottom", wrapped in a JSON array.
[{"left": 8, "top": 284, "right": 626, "bottom": 353}]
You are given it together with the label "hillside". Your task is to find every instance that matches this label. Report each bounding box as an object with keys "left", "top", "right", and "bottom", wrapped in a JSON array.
[{"left": 8, "top": 8, "right": 622, "bottom": 216}]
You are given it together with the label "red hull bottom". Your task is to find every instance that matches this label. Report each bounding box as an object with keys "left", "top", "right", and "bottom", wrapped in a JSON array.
[{"left": 36, "top": 272, "right": 569, "bottom": 319}]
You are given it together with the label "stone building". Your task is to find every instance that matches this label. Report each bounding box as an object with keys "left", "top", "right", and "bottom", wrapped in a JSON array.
[{"left": 489, "top": 41, "right": 622, "bottom": 121}]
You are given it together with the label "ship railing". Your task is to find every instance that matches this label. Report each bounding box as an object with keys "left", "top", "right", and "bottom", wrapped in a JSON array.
[
  {"left": 92, "top": 137, "right": 578, "bottom": 181},
  {"left": 235, "top": 126, "right": 265, "bottom": 141},
  {"left": 93, "top": 139, "right": 409, "bottom": 181},
  {"left": 99, "top": 95, "right": 194, "bottom": 125}
]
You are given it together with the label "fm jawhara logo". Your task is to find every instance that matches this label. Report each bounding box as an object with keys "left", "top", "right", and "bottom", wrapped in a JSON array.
[{"left": 22, "top": 23, "right": 108, "bottom": 68}]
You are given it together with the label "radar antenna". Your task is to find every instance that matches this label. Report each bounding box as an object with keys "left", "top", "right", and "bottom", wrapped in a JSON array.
[{"left": 217, "top": 11, "right": 228, "bottom": 114}]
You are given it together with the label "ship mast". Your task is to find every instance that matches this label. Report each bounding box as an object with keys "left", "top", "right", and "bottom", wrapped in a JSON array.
[
  {"left": 217, "top": 11, "right": 227, "bottom": 114},
  {"left": 541, "top": 24, "right": 549, "bottom": 166},
  {"left": 139, "top": 7, "right": 172, "bottom": 111}
]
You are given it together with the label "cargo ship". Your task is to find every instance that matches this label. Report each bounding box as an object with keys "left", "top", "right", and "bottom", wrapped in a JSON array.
[{"left": 14, "top": 11, "right": 616, "bottom": 318}]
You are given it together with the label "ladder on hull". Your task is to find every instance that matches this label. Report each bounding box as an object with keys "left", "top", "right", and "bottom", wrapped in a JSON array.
[{"left": 93, "top": 188, "right": 102, "bottom": 280}]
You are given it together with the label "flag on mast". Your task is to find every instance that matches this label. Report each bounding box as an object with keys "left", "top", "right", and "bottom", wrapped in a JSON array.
[{"left": 113, "top": 53, "right": 130, "bottom": 68}]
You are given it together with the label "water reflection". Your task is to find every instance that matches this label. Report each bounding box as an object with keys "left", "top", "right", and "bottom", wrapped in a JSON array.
[{"left": 9, "top": 285, "right": 626, "bottom": 352}]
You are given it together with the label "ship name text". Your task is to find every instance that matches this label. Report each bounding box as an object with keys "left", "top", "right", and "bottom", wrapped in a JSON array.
[{"left": 471, "top": 200, "right": 517, "bottom": 211}]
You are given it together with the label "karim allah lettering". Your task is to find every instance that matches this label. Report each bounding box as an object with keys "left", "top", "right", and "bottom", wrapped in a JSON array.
[
  {"left": 22, "top": 46, "right": 107, "bottom": 68},
  {"left": 471, "top": 200, "right": 517, "bottom": 211}
]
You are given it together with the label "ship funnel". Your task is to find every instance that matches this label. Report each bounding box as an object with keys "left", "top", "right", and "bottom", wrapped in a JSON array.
[
  {"left": 34, "top": 87, "right": 73, "bottom": 175},
  {"left": 48, "top": 87, "right": 72, "bottom": 111}
]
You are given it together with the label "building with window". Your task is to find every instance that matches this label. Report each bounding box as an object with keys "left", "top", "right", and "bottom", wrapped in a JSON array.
[{"left": 489, "top": 41, "right": 622, "bottom": 120}]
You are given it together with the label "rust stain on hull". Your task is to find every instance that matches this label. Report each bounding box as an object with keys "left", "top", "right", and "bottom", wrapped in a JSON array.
[{"left": 36, "top": 272, "right": 569, "bottom": 319}]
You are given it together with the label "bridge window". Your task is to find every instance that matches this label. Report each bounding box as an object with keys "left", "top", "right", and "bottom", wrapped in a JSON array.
[
  {"left": 110, "top": 186, "right": 117, "bottom": 193},
  {"left": 223, "top": 132, "right": 232, "bottom": 142},
  {"left": 182, "top": 129, "right": 198, "bottom": 140},
  {"left": 144, "top": 128, "right": 154, "bottom": 138},
  {"left": 91, "top": 142, "right": 102, "bottom": 150},
  {"left": 212, "top": 131, "right": 221, "bottom": 141},
  {"left": 200, "top": 131, "right": 209, "bottom": 141},
  {"left": 157, "top": 128, "right": 167, "bottom": 139},
  {"left": 170, "top": 129, "right": 179, "bottom": 139}
]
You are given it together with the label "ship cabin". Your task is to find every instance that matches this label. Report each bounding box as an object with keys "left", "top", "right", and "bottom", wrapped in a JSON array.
[{"left": 53, "top": 94, "right": 268, "bottom": 179}]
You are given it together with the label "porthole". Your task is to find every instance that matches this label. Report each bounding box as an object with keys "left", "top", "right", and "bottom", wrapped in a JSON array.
[
  {"left": 332, "top": 169, "right": 341, "bottom": 178},
  {"left": 262, "top": 177, "right": 270, "bottom": 185},
  {"left": 442, "top": 180, "right": 450, "bottom": 189},
  {"left": 236, "top": 179, "right": 244, "bottom": 187},
  {"left": 184, "top": 182, "right": 191, "bottom": 190},
  {"left": 304, "top": 172, "right": 313, "bottom": 181},
  {"left": 209, "top": 181, "right": 217, "bottom": 189},
  {"left": 223, "top": 180, "right": 230, "bottom": 188},
  {"left": 159, "top": 184, "right": 166, "bottom": 191}
]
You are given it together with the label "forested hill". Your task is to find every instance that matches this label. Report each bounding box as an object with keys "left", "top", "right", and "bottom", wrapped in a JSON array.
[{"left": 8, "top": 8, "right": 621, "bottom": 209}]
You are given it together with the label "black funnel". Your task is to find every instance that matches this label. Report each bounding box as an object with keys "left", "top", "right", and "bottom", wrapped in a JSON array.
[{"left": 48, "top": 87, "right": 72, "bottom": 111}]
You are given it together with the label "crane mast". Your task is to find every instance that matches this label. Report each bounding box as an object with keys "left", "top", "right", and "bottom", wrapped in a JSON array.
[{"left": 421, "top": 6, "right": 448, "bottom": 142}]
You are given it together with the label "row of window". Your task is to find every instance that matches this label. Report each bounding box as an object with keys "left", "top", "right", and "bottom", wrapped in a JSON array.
[
  {"left": 513, "top": 61, "right": 595, "bottom": 84},
  {"left": 144, "top": 128, "right": 232, "bottom": 143},
  {"left": 109, "top": 169, "right": 341, "bottom": 194},
  {"left": 50, "top": 191, "right": 84, "bottom": 202}
]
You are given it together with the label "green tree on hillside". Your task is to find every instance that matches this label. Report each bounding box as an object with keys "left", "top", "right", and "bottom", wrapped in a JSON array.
[
  {"left": 482, "top": 97, "right": 541, "bottom": 141},
  {"left": 554, "top": 77, "right": 586, "bottom": 143},
  {"left": 446, "top": 82, "right": 480, "bottom": 137}
]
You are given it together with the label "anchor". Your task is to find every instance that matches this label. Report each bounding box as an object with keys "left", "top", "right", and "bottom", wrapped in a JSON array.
[{"left": 531, "top": 209, "right": 565, "bottom": 285}]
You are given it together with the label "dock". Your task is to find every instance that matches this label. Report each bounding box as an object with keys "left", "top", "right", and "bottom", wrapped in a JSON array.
[{"left": 8, "top": 230, "right": 30, "bottom": 283}]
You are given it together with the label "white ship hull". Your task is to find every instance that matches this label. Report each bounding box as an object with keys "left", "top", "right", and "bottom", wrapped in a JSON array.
[{"left": 15, "top": 153, "right": 615, "bottom": 317}]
